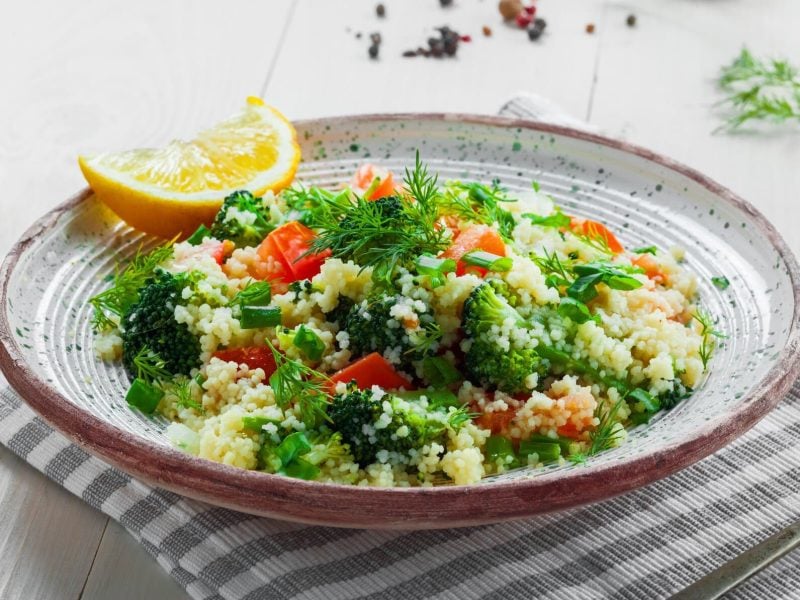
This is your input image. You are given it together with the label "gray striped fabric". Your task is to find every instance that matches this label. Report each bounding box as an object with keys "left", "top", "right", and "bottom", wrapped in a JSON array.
[{"left": 1, "top": 96, "right": 799, "bottom": 599}]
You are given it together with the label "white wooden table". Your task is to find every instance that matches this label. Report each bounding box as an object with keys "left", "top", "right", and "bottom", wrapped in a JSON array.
[{"left": 1, "top": 0, "right": 799, "bottom": 597}]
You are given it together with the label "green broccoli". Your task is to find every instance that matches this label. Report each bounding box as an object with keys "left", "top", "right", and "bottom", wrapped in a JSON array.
[
  {"left": 342, "top": 294, "right": 440, "bottom": 368},
  {"left": 327, "top": 385, "right": 446, "bottom": 467},
  {"left": 120, "top": 271, "right": 201, "bottom": 377},
  {"left": 462, "top": 283, "right": 541, "bottom": 393},
  {"left": 209, "top": 190, "right": 273, "bottom": 247}
]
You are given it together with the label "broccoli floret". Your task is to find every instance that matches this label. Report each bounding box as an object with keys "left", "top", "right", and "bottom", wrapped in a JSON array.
[
  {"left": 121, "top": 271, "right": 201, "bottom": 377},
  {"left": 325, "top": 296, "right": 355, "bottom": 327},
  {"left": 343, "top": 294, "right": 439, "bottom": 367},
  {"left": 209, "top": 190, "right": 273, "bottom": 247},
  {"left": 659, "top": 379, "right": 693, "bottom": 410},
  {"left": 327, "top": 385, "right": 441, "bottom": 466},
  {"left": 462, "top": 283, "right": 540, "bottom": 393}
]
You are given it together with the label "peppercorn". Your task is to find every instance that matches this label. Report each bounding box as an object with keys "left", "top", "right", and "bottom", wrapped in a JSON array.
[
  {"left": 482, "top": 25, "right": 492, "bottom": 36},
  {"left": 533, "top": 17, "right": 546, "bottom": 30},
  {"left": 370, "top": 32, "right": 382, "bottom": 45},
  {"left": 498, "top": 0, "right": 523, "bottom": 20},
  {"left": 527, "top": 25, "right": 542, "bottom": 41},
  {"left": 368, "top": 44, "right": 379, "bottom": 59},
  {"left": 355, "top": 32, "right": 362, "bottom": 39},
  {"left": 440, "top": 0, "right": 453, "bottom": 6},
  {"left": 402, "top": 49, "right": 418, "bottom": 57},
  {"left": 376, "top": 3, "right": 385, "bottom": 17},
  {"left": 626, "top": 14, "right": 636, "bottom": 27},
  {"left": 586, "top": 23, "right": 595, "bottom": 34}
]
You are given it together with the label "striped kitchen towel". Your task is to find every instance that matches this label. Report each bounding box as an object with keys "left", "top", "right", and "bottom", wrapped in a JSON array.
[{"left": 1, "top": 95, "right": 800, "bottom": 600}]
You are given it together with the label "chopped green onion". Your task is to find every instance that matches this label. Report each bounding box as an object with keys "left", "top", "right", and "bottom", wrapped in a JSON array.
[
  {"left": 532, "top": 181, "right": 541, "bottom": 193},
  {"left": 462, "top": 251, "right": 513, "bottom": 272},
  {"left": 567, "top": 273, "right": 602, "bottom": 303},
  {"left": 558, "top": 297, "right": 597, "bottom": 324},
  {"left": 632, "top": 246, "right": 657, "bottom": 255},
  {"left": 230, "top": 281, "right": 272, "bottom": 307},
  {"left": 293, "top": 325, "right": 325, "bottom": 361},
  {"left": 275, "top": 431, "right": 312, "bottom": 467},
  {"left": 627, "top": 387, "right": 660, "bottom": 413},
  {"left": 242, "top": 415, "right": 281, "bottom": 432},
  {"left": 421, "top": 356, "right": 462, "bottom": 388},
  {"left": 415, "top": 254, "right": 456, "bottom": 288},
  {"left": 186, "top": 224, "right": 212, "bottom": 246},
  {"left": 396, "top": 388, "right": 461, "bottom": 409},
  {"left": 485, "top": 435, "right": 516, "bottom": 464},
  {"left": 628, "top": 412, "right": 652, "bottom": 425},
  {"left": 240, "top": 306, "right": 281, "bottom": 329},
  {"left": 518, "top": 439, "right": 561, "bottom": 463},
  {"left": 711, "top": 276, "right": 730, "bottom": 290},
  {"left": 126, "top": 378, "right": 164, "bottom": 414},
  {"left": 281, "top": 457, "right": 321, "bottom": 480},
  {"left": 522, "top": 211, "right": 571, "bottom": 228}
]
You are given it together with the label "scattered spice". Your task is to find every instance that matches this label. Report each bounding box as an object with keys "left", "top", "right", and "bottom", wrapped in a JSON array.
[
  {"left": 482, "top": 25, "right": 492, "bottom": 36},
  {"left": 355, "top": 32, "right": 362, "bottom": 39},
  {"left": 516, "top": 11, "right": 532, "bottom": 28},
  {"left": 368, "top": 32, "right": 382, "bottom": 60},
  {"left": 527, "top": 17, "right": 546, "bottom": 41},
  {"left": 498, "top": 0, "right": 523, "bottom": 20},
  {"left": 626, "top": 14, "right": 637, "bottom": 27},
  {"left": 585, "top": 23, "right": 595, "bottom": 34},
  {"left": 440, "top": 0, "right": 453, "bottom": 6},
  {"left": 403, "top": 26, "right": 463, "bottom": 58},
  {"left": 376, "top": 3, "right": 386, "bottom": 18}
]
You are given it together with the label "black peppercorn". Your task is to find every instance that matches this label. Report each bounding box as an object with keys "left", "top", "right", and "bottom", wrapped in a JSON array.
[
  {"left": 376, "top": 3, "right": 386, "bottom": 17},
  {"left": 626, "top": 14, "right": 636, "bottom": 27},
  {"left": 527, "top": 26, "right": 542, "bottom": 41},
  {"left": 368, "top": 44, "right": 379, "bottom": 59}
]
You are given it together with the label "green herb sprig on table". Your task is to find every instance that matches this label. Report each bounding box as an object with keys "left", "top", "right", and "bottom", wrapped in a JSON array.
[{"left": 717, "top": 48, "right": 800, "bottom": 131}]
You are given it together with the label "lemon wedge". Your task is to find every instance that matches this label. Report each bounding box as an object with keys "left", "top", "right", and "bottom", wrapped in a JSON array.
[{"left": 79, "top": 97, "right": 300, "bottom": 238}]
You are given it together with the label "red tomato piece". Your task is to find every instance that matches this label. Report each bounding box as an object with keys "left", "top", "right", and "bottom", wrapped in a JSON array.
[
  {"left": 328, "top": 352, "right": 413, "bottom": 391},
  {"left": 631, "top": 253, "right": 667, "bottom": 284},
  {"left": 257, "top": 221, "right": 331, "bottom": 283},
  {"left": 352, "top": 164, "right": 396, "bottom": 200},
  {"left": 570, "top": 217, "right": 624, "bottom": 254},
  {"left": 441, "top": 224, "right": 506, "bottom": 276},
  {"left": 473, "top": 405, "right": 518, "bottom": 435},
  {"left": 212, "top": 346, "right": 278, "bottom": 377}
]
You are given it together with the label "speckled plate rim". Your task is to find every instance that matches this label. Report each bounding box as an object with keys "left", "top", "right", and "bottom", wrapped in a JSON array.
[{"left": 2, "top": 113, "right": 800, "bottom": 530}]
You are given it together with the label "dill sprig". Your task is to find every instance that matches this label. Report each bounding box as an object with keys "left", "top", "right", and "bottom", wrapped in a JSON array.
[
  {"left": 439, "top": 180, "right": 517, "bottom": 240},
  {"left": 307, "top": 153, "right": 449, "bottom": 286},
  {"left": 90, "top": 241, "right": 175, "bottom": 331},
  {"left": 447, "top": 405, "right": 479, "bottom": 430},
  {"left": 132, "top": 347, "right": 171, "bottom": 383},
  {"left": 532, "top": 248, "right": 575, "bottom": 288},
  {"left": 171, "top": 376, "right": 204, "bottom": 412},
  {"left": 717, "top": 48, "right": 800, "bottom": 131},
  {"left": 265, "top": 339, "right": 332, "bottom": 427},
  {"left": 574, "top": 230, "right": 613, "bottom": 257},
  {"left": 692, "top": 308, "right": 726, "bottom": 370}
]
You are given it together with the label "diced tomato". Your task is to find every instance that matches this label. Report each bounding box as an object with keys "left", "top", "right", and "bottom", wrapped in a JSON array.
[
  {"left": 557, "top": 422, "right": 583, "bottom": 440},
  {"left": 352, "top": 164, "right": 396, "bottom": 200},
  {"left": 328, "top": 352, "right": 413, "bottom": 391},
  {"left": 631, "top": 253, "right": 667, "bottom": 284},
  {"left": 256, "top": 221, "right": 331, "bottom": 284},
  {"left": 441, "top": 225, "right": 506, "bottom": 276},
  {"left": 212, "top": 346, "right": 278, "bottom": 377},
  {"left": 570, "top": 217, "right": 624, "bottom": 254},
  {"left": 473, "top": 405, "right": 518, "bottom": 435},
  {"left": 188, "top": 239, "right": 235, "bottom": 265}
]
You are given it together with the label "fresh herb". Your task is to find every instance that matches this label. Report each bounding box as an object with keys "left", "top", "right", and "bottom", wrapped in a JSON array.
[
  {"left": 186, "top": 224, "right": 212, "bottom": 246},
  {"left": 627, "top": 387, "right": 660, "bottom": 413},
  {"left": 440, "top": 181, "right": 517, "bottom": 240},
  {"left": 131, "top": 347, "right": 171, "bottom": 383},
  {"left": 588, "top": 397, "right": 626, "bottom": 455},
  {"left": 574, "top": 230, "right": 613, "bottom": 256},
  {"left": 522, "top": 211, "right": 571, "bottom": 229},
  {"left": 89, "top": 241, "right": 175, "bottom": 331},
  {"left": 408, "top": 321, "right": 444, "bottom": 357},
  {"left": 533, "top": 248, "right": 575, "bottom": 289},
  {"left": 447, "top": 405, "right": 478, "bottom": 429},
  {"left": 265, "top": 340, "right": 331, "bottom": 427},
  {"left": 632, "top": 246, "right": 657, "bottom": 255},
  {"left": 692, "top": 309, "right": 726, "bottom": 370},
  {"left": 717, "top": 48, "right": 800, "bottom": 131},
  {"left": 307, "top": 154, "right": 448, "bottom": 287},
  {"left": 557, "top": 297, "right": 597, "bottom": 324},
  {"left": 229, "top": 281, "right": 272, "bottom": 307},
  {"left": 711, "top": 276, "right": 730, "bottom": 290},
  {"left": 564, "top": 262, "right": 643, "bottom": 304}
]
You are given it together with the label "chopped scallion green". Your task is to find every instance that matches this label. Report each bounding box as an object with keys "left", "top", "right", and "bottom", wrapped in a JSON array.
[
  {"left": 186, "top": 224, "right": 212, "bottom": 246},
  {"left": 126, "top": 378, "right": 164, "bottom": 414},
  {"left": 415, "top": 254, "right": 457, "bottom": 288},
  {"left": 462, "top": 251, "right": 513, "bottom": 272},
  {"left": 396, "top": 388, "right": 461, "bottom": 409},
  {"left": 240, "top": 306, "right": 281, "bottom": 329},
  {"left": 632, "top": 246, "right": 657, "bottom": 255},
  {"left": 711, "top": 276, "right": 730, "bottom": 290},
  {"left": 421, "top": 356, "right": 462, "bottom": 388},
  {"left": 293, "top": 325, "right": 325, "bottom": 361},
  {"left": 230, "top": 281, "right": 272, "bottom": 307},
  {"left": 280, "top": 457, "right": 321, "bottom": 480},
  {"left": 485, "top": 435, "right": 516, "bottom": 464},
  {"left": 242, "top": 415, "right": 281, "bottom": 432},
  {"left": 627, "top": 387, "right": 660, "bottom": 413},
  {"left": 518, "top": 439, "right": 561, "bottom": 463},
  {"left": 275, "top": 431, "right": 313, "bottom": 467}
]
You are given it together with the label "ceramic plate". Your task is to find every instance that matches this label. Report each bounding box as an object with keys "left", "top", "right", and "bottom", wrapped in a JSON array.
[{"left": 1, "top": 114, "right": 799, "bottom": 529}]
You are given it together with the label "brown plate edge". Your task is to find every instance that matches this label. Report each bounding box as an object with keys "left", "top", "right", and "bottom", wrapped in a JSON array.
[{"left": 1, "top": 113, "right": 799, "bottom": 530}]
